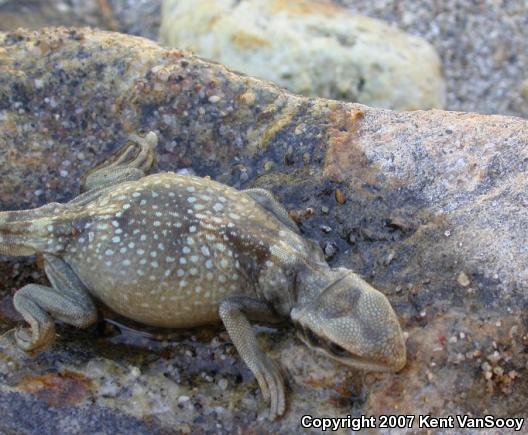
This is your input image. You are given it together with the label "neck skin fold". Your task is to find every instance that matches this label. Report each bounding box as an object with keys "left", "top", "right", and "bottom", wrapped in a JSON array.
[{"left": 292, "top": 261, "right": 341, "bottom": 309}]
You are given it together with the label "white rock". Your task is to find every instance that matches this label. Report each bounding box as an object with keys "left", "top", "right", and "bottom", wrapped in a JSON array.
[{"left": 159, "top": 0, "right": 445, "bottom": 110}]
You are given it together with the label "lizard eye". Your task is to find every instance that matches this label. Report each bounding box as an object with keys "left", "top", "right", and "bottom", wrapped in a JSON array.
[
  {"left": 304, "top": 328, "right": 322, "bottom": 347},
  {"left": 327, "top": 341, "right": 348, "bottom": 357}
]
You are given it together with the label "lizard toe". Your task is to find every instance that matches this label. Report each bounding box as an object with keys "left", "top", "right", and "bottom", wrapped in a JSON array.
[
  {"left": 14, "top": 327, "right": 34, "bottom": 350},
  {"left": 14, "top": 324, "right": 55, "bottom": 352},
  {"left": 253, "top": 355, "right": 285, "bottom": 420}
]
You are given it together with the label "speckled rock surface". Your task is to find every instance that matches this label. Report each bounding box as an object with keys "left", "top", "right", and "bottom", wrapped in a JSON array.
[
  {"left": 159, "top": 0, "right": 445, "bottom": 111},
  {"left": 1, "top": 0, "right": 527, "bottom": 117},
  {"left": 0, "top": 28, "right": 528, "bottom": 433}
]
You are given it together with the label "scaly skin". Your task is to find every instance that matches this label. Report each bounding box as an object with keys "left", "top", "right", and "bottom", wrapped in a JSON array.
[{"left": 0, "top": 132, "right": 406, "bottom": 419}]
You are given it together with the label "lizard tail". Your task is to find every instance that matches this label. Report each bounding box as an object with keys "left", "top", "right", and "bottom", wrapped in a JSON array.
[{"left": 0, "top": 202, "right": 73, "bottom": 256}]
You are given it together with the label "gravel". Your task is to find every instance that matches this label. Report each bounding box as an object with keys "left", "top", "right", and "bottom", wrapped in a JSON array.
[{"left": 337, "top": 0, "right": 528, "bottom": 118}]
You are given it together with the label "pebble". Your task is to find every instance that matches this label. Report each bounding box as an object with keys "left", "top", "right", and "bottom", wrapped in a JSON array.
[
  {"left": 321, "top": 206, "right": 329, "bottom": 215},
  {"left": 493, "top": 366, "right": 504, "bottom": 376},
  {"left": 335, "top": 188, "right": 346, "bottom": 204},
  {"left": 303, "top": 207, "right": 314, "bottom": 218},
  {"left": 320, "top": 225, "right": 332, "bottom": 233},
  {"left": 457, "top": 272, "right": 470, "bottom": 287},
  {"left": 264, "top": 161, "right": 273, "bottom": 172},
  {"left": 239, "top": 168, "right": 249, "bottom": 182},
  {"left": 238, "top": 90, "right": 256, "bottom": 105},
  {"left": 384, "top": 250, "right": 395, "bottom": 265},
  {"left": 129, "top": 366, "right": 141, "bottom": 378},
  {"left": 521, "top": 79, "right": 528, "bottom": 100},
  {"left": 487, "top": 351, "right": 501, "bottom": 364},
  {"left": 176, "top": 168, "right": 196, "bottom": 176},
  {"left": 454, "top": 353, "right": 465, "bottom": 364},
  {"left": 481, "top": 361, "right": 492, "bottom": 372},
  {"left": 323, "top": 242, "right": 338, "bottom": 260},
  {"left": 178, "top": 395, "right": 190, "bottom": 404},
  {"left": 218, "top": 378, "right": 228, "bottom": 390},
  {"left": 180, "top": 424, "right": 192, "bottom": 434},
  {"left": 288, "top": 210, "right": 302, "bottom": 224},
  {"left": 208, "top": 95, "right": 221, "bottom": 103}
]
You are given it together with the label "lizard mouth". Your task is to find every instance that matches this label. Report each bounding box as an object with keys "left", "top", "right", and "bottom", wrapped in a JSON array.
[{"left": 295, "top": 323, "right": 395, "bottom": 372}]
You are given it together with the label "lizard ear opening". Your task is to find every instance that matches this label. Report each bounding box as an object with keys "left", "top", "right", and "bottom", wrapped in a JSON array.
[{"left": 310, "top": 269, "right": 363, "bottom": 318}]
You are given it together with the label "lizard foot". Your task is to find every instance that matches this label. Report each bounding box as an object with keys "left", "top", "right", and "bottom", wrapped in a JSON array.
[
  {"left": 253, "top": 352, "right": 286, "bottom": 420},
  {"left": 14, "top": 324, "right": 55, "bottom": 352}
]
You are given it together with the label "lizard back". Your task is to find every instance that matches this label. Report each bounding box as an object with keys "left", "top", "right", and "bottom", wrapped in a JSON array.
[{"left": 63, "top": 173, "right": 309, "bottom": 327}]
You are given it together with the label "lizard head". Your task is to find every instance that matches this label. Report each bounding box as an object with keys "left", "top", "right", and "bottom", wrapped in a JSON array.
[{"left": 291, "top": 268, "right": 406, "bottom": 372}]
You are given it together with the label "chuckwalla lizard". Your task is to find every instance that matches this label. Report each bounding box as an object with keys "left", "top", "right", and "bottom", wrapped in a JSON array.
[{"left": 0, "top": 132, "right": 406, "bottom": 418}]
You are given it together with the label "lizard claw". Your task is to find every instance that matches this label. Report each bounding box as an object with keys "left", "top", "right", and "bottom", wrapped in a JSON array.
[{"left": 252, "top": 353, "right": 286, "bottom": 420}]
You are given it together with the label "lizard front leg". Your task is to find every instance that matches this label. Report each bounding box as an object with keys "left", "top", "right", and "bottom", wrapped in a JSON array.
[
  {"left": 218, "top": 296, "right": 285, "bottom": 419},
  {"left": 242, "top": 188, "right": 300, "bottom": 234},
  {"left": 13, "top": 254, "right": 97, "bottom": 351}
]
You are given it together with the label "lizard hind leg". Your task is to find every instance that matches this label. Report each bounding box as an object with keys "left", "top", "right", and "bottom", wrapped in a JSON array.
[
  {"left": 80, "top": 131, "right": 158, "bottom": 193},
  {"left": 12, "top": 254, "right": 97, "bottom": 351}
]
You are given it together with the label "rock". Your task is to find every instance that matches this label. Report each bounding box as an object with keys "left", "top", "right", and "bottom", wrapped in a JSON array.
[
  {"left": 2, "top": 1, "right": 527, "bottom": 118},
  {"left": 0, "top": 27, "right": 528, "bottom": 433},
  {"left": 159, "top": 0, "right": 445, "bottom": 110}
]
